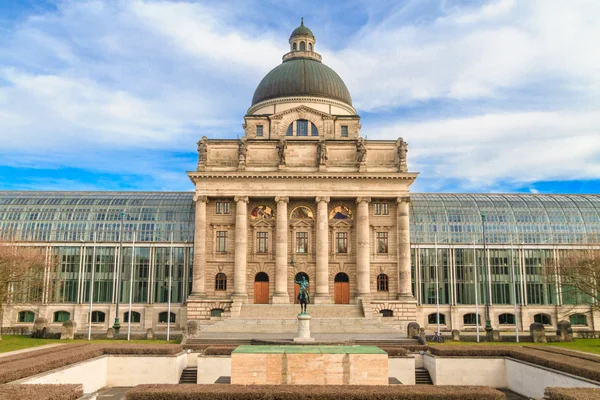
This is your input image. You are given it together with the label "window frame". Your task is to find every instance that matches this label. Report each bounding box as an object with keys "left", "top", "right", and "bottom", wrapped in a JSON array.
[
  {"left": 428, "top": 313, "right": 446, "bottom": 325},
  {"left": 158, "top": 311, "right": 176, "bottom": 323},
  {"left": 341, "top": 125, "right": 348, "bottom": 137},
  {"left": 91, "top": 311, "right": 106, "bottom": 323},
  {"left": 256, "top": 231, "right": 269, "bottom": 254},
  {"left": 296, "top": 231, "right": 309, "bottom": 253},
  {"left": 216, "top": 202, "right": 230, "bottom": 215},
  {"left": 256, "top": 125, "right": 264, "bottom": 137},
  {"left": 215, "top": 272, "right": 227, "bottom": 291},
  {"left": 374, "top": 203, "right": 389, "bottom": 216},
  {"left": 124, "top": 311, "right": 141, "bottom": 323},
  {"left": 376, "top": 232, "right": 389, "bottom": 254},
  {"left": 377, "top": 274, "right": 389, "bottom": 292},
  {"left": 336, "top": 231, "right": 348, "bottom": 254},
  {"left": 18, "top": 311, "right": 35, "bottom": 323},
  {"left": 216, "top": 231, "right": 228, "bottom": 253}
]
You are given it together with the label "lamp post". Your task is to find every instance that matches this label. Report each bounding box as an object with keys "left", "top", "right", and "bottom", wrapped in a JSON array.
[
  {"left": 481, "top": 214, "right": 493, "bottom": 336},
  {"left": 113, "top": 210, "right": 125, "bottom": 333}
]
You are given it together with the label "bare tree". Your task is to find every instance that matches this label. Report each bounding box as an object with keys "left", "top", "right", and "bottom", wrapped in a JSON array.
[
  {"left": 549, "top": 249, "right": 600, "bottom": 316},
  {"left": 0, "top": 242, "right": 49, "bottom": 340}
]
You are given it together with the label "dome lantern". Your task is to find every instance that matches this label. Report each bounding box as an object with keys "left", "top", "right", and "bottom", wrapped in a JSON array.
[{"left": 288, "top": 18, "right": 317, "bottom": 56}]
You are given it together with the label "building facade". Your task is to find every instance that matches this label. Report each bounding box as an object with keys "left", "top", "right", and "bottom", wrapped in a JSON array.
[{"left": 1, "top": 22, "right": 599, "bottom": 335}]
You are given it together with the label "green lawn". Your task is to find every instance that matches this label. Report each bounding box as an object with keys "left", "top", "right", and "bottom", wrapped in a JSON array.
[
  {"left": 429, "top": 338, "right": 600, "bottom": 355},
  {"left": 0, "top": 336, "right": 178, "bottom": 353}
]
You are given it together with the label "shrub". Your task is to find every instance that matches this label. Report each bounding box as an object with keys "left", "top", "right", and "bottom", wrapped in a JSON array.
[
  {"left": 524, "top": 346, "right": 600, "bottom": 364},
  {"left": 102, "top": 344, "right": 183, "bottom": 355},
  {"left": 544, "top": 387, "right": 600, "bottom": 400},
  {"left": 378, "top": 346, "right": 409, "bottom": 357},
  {"left": 0, "top": 343, "right": 90, "bottom": 366},
  {"left": 203, "top": 346, "right": 237, "bottom": 356},
  {"left": 126, "top": 384, "right": 506, "bottom": 400},
  {"left": 0, "top": 384, "right": 83, "bottom": 400}
]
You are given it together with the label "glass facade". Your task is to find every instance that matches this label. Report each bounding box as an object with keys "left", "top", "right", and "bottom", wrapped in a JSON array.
[{"left": 1, "top": 191, "right": 598, "bottom": 307}]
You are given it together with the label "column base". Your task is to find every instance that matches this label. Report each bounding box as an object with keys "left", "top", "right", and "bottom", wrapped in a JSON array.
[
  {"left": 232, "top": 294, "right": 248, "bottom": 303},
  {"left": 396, "top": 294, "right": 417, "bottom": 302},
  {"left": 313, "top": 294, "right": 333, "bottom": 304},
  {"left": 272, "top": 294, "right": 290, "bottom": 304}
]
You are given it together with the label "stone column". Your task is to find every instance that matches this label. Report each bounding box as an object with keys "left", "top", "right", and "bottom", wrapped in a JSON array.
[
  {"left": 397, "top": 197, "right": 414, "bottom": 299},
  {"left": 273, "top": 196, "right": 290, "bottom": 303},
  {"left": 356, "top": 197, "right": 371, "bottom": 296},
  {"left": 233, "top": 196, "right": 249, "bottom": 299},
  {"left": 191, "top": 195, "right": 207, "bottom": 297},
  {"left": 315, "top": 196, "right": 331, "bottom": 303}
]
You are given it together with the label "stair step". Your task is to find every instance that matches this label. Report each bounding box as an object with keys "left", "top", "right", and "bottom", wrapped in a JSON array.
[
  {"left": 179, "top": 367, "right": 198, "bottom": 384},
  {"left": 415, "top": 368, "right": 433, "bottom": 385}
]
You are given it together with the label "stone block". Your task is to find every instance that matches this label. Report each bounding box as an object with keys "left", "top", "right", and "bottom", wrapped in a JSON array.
[
  {"left": 530, "top": 322, "right": 547, "bottom": 343},
  {"left": 407, "top": 321, "right": 420, "bottom": 338},
  {"left": 492, "top": 330, "right": 501, "bottom": 342},
  {"left": 187, "top": 320, "right": 199, "bottom": 336},
  {"left": 32, "top": 317, "right": 48, "bottom": 338},
  {"left": 451, "top": 329, "right": 460, "bottom": 341},
  {"left": 60, "top": 320, "right": 77, "bottom": 340},
  {"left": 146, "top": 328, "right": 154, "bottom": 340},
  {"left": 556, "top": 320, "right": 573, "bottom": 342}
]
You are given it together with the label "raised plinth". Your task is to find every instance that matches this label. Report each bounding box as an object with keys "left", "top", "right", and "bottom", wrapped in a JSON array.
[
  {"left": 231, "top": 345, "right": 388, "bottom": 385},
  {"left": 294, "top": 313, "right": 314, "bottom": 343}
]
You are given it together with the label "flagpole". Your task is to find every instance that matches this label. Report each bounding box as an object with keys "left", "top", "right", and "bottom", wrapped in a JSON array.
[
  {"left": 167, "top": 232, "right": 173, "bottom": 341},
  {"left": 474, "top": 237, "right": 480, "bottom": 342},
  {"left": 434, "top": 233, "right": 440, "bottom": 337},
  {"left": 88, "top": 232, "right": 97, "bottom": 341},
  {"left": 127, "top": 232, "right": 135, "bottom": 341}
]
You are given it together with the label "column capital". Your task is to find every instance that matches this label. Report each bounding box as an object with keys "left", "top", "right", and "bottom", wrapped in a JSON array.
[
  {"left": 193, "top": 194, "right": 208, "bottom": 203},
  {"left": 275, "top": 196, "right": 290, "bottom": 204},
  {"left": 234, "top": 196, "right": 249, "bottom": 203},
  {"left": 356, "top": 197, "right": 371, "bottom": 204},
  {"left": 396, "top": 196, "right": 411, "bottom": 204},
  {"left": 315, "top": 196, "right": 330, "bottom": 203}
]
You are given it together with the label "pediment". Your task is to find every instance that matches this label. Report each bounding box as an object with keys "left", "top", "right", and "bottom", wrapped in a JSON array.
[
  {"left": 330, "top": 220, "right": 353, "bottom": 228},
  {"left": 291, "top": 219, "right": 314, "bottom": 228},
  {"left": 269, "top": 105, "right": 334, "bottom": 121},
  {"left": 251, "top": 219, "right": 274, "bottom": 228}
]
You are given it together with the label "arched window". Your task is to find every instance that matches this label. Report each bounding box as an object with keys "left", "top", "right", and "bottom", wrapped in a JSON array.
[
  {"left": 124, "top": 311, "right": 141, "bottom": 323},
  {"left": 250, "top": 205, "right": 275, "bottom": 219},
  {"left": 292, "top": 42, "right": 297, "bottom": 51},
  {"left": 380, "top": 309, "right": 393, "bottom": 317},
  {"left": 300, "top": 41, "right": 306, "bottom": 51},
  {"left": 159, "top": 311, "right": 176, "bottom": 323},
  {"left": 329, "top": 205, "right": 353, "bottom": 220},
  {"left": 91, "top": 311, "right": 105, "bottom": 323},
  {"left": 18, "top": 311, "right": 35, "bottom": 323},
  {"left": 570, "top": 314, "right": 587, "bottom": 326},
  {"left": 428, "top": 313, "right": 445, "bottom": 325},
  {"left": 309, "top": 43, "right": 313, "bottom": 51},
  {"left": 215, "top": 273, "right": 227, "bottom": 291},
  {"left": 54, "top": 311, "right": 70, "bottom": 323},
  {"left": 285, "top": 120, "right": 318, "bottom": 137},
  {"left": 377, "top": 274, "right": 389, "bottom": 292},
  {"left": 498, "top": 313, "right": 515, "bottom": 325},
  {"left": 463, "top": 313, "right": 482, "bottom": 325},
  {"left": 211, "top": 308, "right": 224, "bottom": 317},
  {"left": 534, "top": 313, "right": 551, "bottom": 325},
  {"left": 290, "top": 206, "right": 314, "bottom": 219}
]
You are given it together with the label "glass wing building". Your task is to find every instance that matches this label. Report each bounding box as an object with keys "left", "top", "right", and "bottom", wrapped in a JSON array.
[{"left": 1, "top": 191, "right": 598, "bottom": 332}]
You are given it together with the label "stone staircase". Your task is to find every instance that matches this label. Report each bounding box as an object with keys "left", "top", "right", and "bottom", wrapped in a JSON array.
[
  {"left": 199, "top": 304, "right": 406, "bottom": 335},
  {"left": 179, "top": 367, "right": 197, "bottom": 384},
  {"left": 415, "top": 368, "right": 433, "bottom": 385}
]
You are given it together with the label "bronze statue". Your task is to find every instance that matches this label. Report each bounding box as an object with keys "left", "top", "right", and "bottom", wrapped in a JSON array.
[
  {"left": 295, "top": 275, "right": 310, "bottom": 314},
  {"left": 238, "top": 138, "right": 247, "bottom": 162},
  {"left": 277, "top": 139, "right": 287, "bottom": 165},
  {"left": 356, "top": 137, "right": 367, "bottom": 163},
  {"left": 197, "top": 136, "right": 208, "bottom": 165},
  {"left": 317, "top": 139, "right": 328, "bottom": 166},
  {"left": 397, "top": 137, "right": 408, "bottom": 172}
]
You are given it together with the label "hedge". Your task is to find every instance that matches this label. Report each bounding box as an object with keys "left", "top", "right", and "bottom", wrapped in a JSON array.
[
  {"left": 0, "top": 343, "right": 90, "bottom": 366},
  {"left": 0, "top": 384, "right": 83, "bottom": 400},
  {"left": 126, "top": 384, "right": 506, "bottom": 400},
  {"left": 524, "top": 346, "right": 600, "bottom": 364},
  {"left": 203, "top": 346, "right": 238, "bottom": 356},
  {"left": 378, "top": 346, "right": 409, "bottom": 357},
  {"left": 544, "top": 387, "right": 600, "bottom": 400},
  {"left": 0, "top": 344, "right": 184, "bottom": 384}
]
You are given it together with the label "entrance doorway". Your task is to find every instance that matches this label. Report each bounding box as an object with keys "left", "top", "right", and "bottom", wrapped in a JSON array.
[
  {"left": 294, "top": 272, "right": 309, "bottom": 304},
  {"left": 334, "top": 272, "right": 350, "bottom": 304},
  {"left": 254, "top": 272, "right": 270, "bottom": 304}
]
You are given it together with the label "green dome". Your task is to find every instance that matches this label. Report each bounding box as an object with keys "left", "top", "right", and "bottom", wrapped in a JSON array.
[
  {"left": 251, "top": 58, "right": 352, "bottom": 106},
  {"left": 290, "top": 18, "right": 314, "bottom": 38}
]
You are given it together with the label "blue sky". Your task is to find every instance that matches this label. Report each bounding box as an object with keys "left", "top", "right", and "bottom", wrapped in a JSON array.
[{"left": 0, "top": 0, "right": 598, "bottom": 194}]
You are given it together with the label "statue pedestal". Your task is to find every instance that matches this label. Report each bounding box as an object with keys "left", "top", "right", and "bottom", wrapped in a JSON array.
[{"left": 294, "top": 313, "right": 314, "bottom": 343}]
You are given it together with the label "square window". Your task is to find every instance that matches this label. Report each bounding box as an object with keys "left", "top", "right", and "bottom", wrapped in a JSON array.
[
  {"left": 216, "top": 202, "right": 230, "bottom": 215},
  {"left": 341, "top": 126, "right": 348, "bottom": 137},
  {"left": 256, "top": 125, "right": 264, "bottom": 137}
]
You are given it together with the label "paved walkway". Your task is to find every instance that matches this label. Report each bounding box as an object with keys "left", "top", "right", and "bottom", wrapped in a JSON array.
[{"left": 0, "top": 343, "right": 64, "bottom": 358}]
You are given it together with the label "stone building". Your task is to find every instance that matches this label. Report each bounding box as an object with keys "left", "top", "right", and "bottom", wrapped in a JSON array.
[{"left": 0, "top": 21, "right": 599, "bottom": 335}]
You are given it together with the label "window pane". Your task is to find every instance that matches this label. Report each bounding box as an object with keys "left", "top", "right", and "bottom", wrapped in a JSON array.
[{"left": 297, "top": 120, "right": 308, "bottom": 136}]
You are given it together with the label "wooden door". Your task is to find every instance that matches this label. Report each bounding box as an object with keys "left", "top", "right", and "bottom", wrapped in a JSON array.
[
  {"left": 254, "top": 281, "right": 269, "bottom": 304},
  {"left": 334, "top": 282, "right": 349, "bottom": 304}
]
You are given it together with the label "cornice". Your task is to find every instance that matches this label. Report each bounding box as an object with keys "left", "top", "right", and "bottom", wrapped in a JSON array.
[
  {"left": 188, "top": 172, "right": 419, "bottom": 180},
  {"left": 247, "top": 96, "right": 357, "bottom": 116}
]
